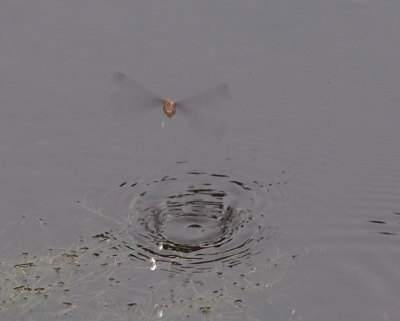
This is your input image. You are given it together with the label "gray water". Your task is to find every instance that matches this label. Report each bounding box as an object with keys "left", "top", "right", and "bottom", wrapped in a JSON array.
[{"left": 1, "top": 1, "right": 400, "bottom": 320}]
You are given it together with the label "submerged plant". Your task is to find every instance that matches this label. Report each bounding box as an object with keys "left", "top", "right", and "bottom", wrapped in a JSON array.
[{"left": 1, "top": 233, "right": 290, "bottom": 321}]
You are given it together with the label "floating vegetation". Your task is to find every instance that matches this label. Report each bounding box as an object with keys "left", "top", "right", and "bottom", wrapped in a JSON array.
[
  {"left": 0, "top": 233, "right": 291, "bottom": 321},
  {"left": 1, "top": 163, "right": 296, "bottom": 320}
]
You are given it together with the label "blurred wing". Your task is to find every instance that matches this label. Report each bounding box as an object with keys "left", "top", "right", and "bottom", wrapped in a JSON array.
[
  {"left": 177, "top": 84, "right": 231, "bottom": 112},
  {"left": 111, "top": 72, "right": 164, "bottom": 118},
  {"left": 178, "top": 105, "right": 229, "bottom": 142},
  {"left": 177, "top": 84, "right": 231, "bottom": 142}
]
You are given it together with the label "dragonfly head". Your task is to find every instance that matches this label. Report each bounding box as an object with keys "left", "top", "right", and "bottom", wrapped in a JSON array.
[{"left": 163, "top": 99, "right": 177, "bottom": 117}]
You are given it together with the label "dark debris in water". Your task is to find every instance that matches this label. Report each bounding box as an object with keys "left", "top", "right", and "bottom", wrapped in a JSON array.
[
  {"left": 0, "top": 231, "right": 294, "bottom": 321},
  {"left": 0, "top": 165, "right": 298, "bottom": 320}
]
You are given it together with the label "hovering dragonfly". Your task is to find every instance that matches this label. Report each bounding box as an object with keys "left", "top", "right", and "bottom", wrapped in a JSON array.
[{"left": 111, "top": 72, "right": 231, "bottom": 140}]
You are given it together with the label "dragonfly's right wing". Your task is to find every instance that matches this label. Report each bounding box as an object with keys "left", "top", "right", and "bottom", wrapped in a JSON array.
[
  {"left": 177, "top": 84, "right": 231, "bottom": 113},
  {"left": 111, "top": 73, "right": 164, "bottom": 118},
  {"left": 178, "top": 104, "right": 229, "bottom": 142},
  {"left": 177, "top": 84, "right": 231, "bottom": 142}
]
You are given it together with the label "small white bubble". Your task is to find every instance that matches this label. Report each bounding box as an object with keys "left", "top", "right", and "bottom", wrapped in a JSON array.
[
  {"left": 150, "top": 257, "right": 157, "bottom": 271},
  {"left": 155, "top": 304, "right": 163, "bottom": 318}
]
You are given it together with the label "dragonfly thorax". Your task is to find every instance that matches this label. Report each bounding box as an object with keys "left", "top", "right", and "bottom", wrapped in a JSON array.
[{"left": 163, "top": 99, "right": 177, "bottom": 117}]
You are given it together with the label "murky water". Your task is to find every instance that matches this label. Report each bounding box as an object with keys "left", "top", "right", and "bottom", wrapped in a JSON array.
[
  {"left": 1, "top": 1, "right": 400, "bottom": 320},
  {"left": 1, "top": 160, "right": 293, "bottom": 320}
]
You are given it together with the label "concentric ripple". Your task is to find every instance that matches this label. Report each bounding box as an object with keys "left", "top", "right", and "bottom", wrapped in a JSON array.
[{"left": 90, "top": 162, "right": 290, "bottom": 274}]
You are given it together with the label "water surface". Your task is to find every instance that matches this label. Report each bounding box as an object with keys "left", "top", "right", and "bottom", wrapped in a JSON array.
[{"left": 1, "top": 0, "right": 400, "bottom": 320}]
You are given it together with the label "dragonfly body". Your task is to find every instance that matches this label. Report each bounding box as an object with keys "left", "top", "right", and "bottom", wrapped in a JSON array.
[
  {"left": 111, "top": 72, "right": 231, "bottom": 140},
  {"left": 163, "top": 99, "right": 177, "bottom": 117}
]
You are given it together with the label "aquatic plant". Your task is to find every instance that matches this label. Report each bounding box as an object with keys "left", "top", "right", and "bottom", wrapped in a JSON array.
[{"left": 1, "top": 234, "right": 289, "bottom": 321}]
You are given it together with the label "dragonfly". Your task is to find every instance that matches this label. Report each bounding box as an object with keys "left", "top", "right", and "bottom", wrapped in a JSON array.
[{"left": 111, "top": 72, "right": 231, "bottom": 141}]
